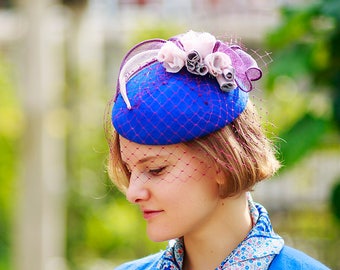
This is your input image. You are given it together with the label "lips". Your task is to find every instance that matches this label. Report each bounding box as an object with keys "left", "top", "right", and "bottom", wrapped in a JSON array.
[{"left": 142, "top": 209, "right": 164, "bottom": 220}]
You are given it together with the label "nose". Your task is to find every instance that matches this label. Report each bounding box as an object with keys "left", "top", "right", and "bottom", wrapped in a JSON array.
[{"left": 126, "top": 172, "right": 150, "bottom": 204}]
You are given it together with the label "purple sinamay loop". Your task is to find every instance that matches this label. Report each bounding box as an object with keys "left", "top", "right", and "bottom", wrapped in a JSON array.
[
  {"left": 116, "top": 39, "right": 166, "bottom": 109},
  {"left": 213, "top": 41, "right": 262, "bottom": 92}
]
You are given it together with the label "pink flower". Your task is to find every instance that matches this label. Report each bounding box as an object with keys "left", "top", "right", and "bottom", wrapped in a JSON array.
[
  {"left": 157, "top": 42, "right": 186, "bottom": 73},
  {"left": 180, "top": 30, "right": 216, "bottom": 58},
  {"left": 204, "top": 52, "right": 232, "bottom": 76}
]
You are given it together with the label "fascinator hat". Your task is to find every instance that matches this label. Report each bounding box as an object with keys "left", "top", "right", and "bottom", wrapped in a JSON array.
[{"left": 112, "top": 30, "right": 262, "bottom": 145}]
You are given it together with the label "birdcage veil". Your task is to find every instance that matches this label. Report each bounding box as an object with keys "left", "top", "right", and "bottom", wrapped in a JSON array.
[{"left": 105, "top": 30, "right": 280, "bottom": 196}]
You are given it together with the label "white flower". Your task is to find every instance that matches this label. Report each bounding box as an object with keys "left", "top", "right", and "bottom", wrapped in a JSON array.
[
  {"left": 157, "top": 42, "right": 186, "bottom": 73},
  {"left": 180, "top": 30, "right": 216, "bottom": 59},
  {"left": 204, "top": 52, "right": 232, "bottom": 76}
]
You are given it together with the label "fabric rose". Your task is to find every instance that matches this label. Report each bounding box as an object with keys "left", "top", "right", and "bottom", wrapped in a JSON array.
[
  {"left": 204, "top": 52, "right": 232, "bottom": 76},
  {"left": 180, "top": 30, "right": 216, "bottom": 58},
  {"left": 216, "top": 73, "right": 237, "bottom": 92},
  {"left": 186, "top": 51, "right": 209, "bottom": 76},
  {"left": 157, "top": 42, "right": 186, "bottom": 73},
  {"left": 204, "top": 52, "right": 236, "bottom": 91}
]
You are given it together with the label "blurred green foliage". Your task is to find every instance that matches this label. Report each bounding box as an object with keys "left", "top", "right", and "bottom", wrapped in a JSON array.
[
  {"left": 276, "top": 114, "right": 328, "bottom": 168},
  {"left": 128, "top": 23, "right": 185, "bottom": 46},
  {"left": 330, "top": 179, "right": 340, "bottom": 222},
  {"left": 264, "top": 1, "right": 340, "bottom": 267},
  {"left": 0, "top": 53, "right": 22, "bottom": 270},
  {"left": 265, "top": 0, "right": 340, "bottom": 165},
  {"left": 272, "top": 207, "right": 340, "bottom": 269}
]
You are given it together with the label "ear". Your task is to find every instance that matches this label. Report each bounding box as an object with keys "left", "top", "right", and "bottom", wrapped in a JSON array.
[
  {"left": 214, "top": 167, "right": 231, "bottom": 198},
  {"left": 215, "top": 165, "right": 226, "bottom": 184},
  {"left": 218, "top": 182, "right": 229, "bottom": 198}
]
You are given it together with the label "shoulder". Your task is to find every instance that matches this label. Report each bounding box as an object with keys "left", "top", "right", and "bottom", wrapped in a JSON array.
[
  {"left": 114, "top": 252, "right": 164, "bottom": 270},
  {"left": 269, "top": 245, "right": 330, "bottom": 270}
]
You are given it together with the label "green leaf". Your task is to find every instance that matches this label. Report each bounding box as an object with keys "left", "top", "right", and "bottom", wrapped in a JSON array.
[
  {"left": 277, "top": 114, "right": 328, "bottom": 169},
  {"left": 330, "top": 179, "right": 340, "bottom": 222},
  {"left": 321, "top": 0, "right": 340, "bottom": 20}
]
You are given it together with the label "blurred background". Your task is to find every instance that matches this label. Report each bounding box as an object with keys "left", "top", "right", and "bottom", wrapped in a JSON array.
[{"left": 0, "top": 0, "right": 339, "bottom": 269}]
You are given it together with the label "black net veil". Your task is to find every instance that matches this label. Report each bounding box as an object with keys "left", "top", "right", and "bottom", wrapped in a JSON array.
[{"left": 104, "top": 31, "right": 280, "bottom": 198}]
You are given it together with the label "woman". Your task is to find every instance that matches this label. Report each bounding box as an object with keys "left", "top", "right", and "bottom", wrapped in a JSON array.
[{"left": 105, "top": 30, "right": 329, "bottom": 269}]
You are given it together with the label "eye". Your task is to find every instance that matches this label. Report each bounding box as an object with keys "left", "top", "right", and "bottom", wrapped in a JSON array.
[
  {"left": 148, "top": 166, "right": 167, "bottom": 176},
  {"left": 122, "top": 162, "right": 132, "bottom": 174}
]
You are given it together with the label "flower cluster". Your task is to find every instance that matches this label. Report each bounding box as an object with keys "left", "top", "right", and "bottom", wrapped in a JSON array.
[{"left": 157, "top": 30, "right": 261, "bottom": 93}]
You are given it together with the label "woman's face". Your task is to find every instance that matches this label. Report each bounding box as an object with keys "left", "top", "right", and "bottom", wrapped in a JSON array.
[{"left": 120, "top": 136, "right": 222, "bottom": 242}]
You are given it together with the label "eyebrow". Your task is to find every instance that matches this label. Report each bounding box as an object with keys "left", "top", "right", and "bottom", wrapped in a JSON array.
[
  {"left": 138, "top": 155, "right": 169, "bottom": 165},
  {"left": 121, "top": 154, "right": 169, "bottom": 166}
]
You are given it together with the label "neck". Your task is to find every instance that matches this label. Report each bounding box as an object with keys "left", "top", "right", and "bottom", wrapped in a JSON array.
[{"left": 182, "top": 192, "right": 252, "bottom": 270}]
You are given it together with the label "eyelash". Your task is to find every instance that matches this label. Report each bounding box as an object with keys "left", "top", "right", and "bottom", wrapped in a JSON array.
[
  {"left": 124, "top": 164, "right": 132, "bottom": 174},
  {"left": 123, "top": 163, "right": 168, "bottom": 177},
  {"left": 148, "top": 166, "right": 167, "bottom": 176}
]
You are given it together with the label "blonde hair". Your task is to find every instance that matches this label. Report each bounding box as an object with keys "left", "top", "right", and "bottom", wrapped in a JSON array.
[{"left": 105, "top": 101, "right": 280, "bottom": 197}]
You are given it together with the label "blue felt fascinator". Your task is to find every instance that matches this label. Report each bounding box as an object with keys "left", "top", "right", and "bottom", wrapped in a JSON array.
[{"left": 112, "top": 31, "right": 262, "bottom": 145}]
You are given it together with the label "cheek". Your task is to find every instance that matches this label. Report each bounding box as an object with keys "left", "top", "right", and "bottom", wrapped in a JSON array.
[
  {"left": 167, "top": 157, "right": 216, "bottom": 183},
  {"left": 154, "top": 154, "right": 220, "bottom": 203},
  {"left": 183, "top": 158, "right": 220, "bottom": 186},
  {"left": 188, "top": 161, "right": 221, "bottom": 199},
  {"left": 165, "top": 164, "right": 220, "bottom": 203}
]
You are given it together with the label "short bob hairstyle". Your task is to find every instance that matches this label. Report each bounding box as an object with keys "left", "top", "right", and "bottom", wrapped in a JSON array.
[{"left": 105, "top": 100, "right": 281, "bottom": 198}]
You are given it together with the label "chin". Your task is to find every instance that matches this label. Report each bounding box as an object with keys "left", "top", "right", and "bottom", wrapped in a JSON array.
[{"left": 147, "top": 228, "right": 179, "bottom": 243}]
